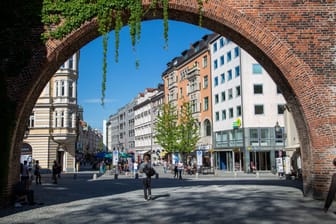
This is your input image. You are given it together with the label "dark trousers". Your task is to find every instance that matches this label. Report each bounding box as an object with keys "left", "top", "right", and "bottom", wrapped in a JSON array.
[
  {"left": 178, "top": 169, "right": 182, "bottom": 179},
  {"left": 143, "top": 177, "right": 152, "bottom": 199},
  {"left": 35, "top": 173, "right": 41, "bottom": 184}
]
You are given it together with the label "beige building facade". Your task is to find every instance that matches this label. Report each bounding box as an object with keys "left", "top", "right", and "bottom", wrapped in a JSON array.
[{"left": 23, "top": 53, "right": 80, "bottom": 172}]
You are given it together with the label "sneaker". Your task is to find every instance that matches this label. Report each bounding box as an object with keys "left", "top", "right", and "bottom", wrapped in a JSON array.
[
  {"left": 148, "top": 195, "right": 152, "bottom": 200},
  {"left": 144, "top": 198, "right": 149, "bottom": 201}
]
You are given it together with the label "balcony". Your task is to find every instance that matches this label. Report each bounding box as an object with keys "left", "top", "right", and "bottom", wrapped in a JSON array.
[
  {"left": 51, "top": 127, "right": 77, "bottom": 145},
  {"left": 186, "top": 65, "right": 200, "bottom": 80}
]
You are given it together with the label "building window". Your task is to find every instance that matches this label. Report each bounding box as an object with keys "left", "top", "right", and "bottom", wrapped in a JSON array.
[
  {"left": 204, "top": 119, "right": 211, "bottom": 136},
  {"left": 236, "top": 106, "right": 242, "bottom": 116},
  {"left": 252, "top": 64, "right": 263, "bottom": 74},
  {"left": 68, "top": 111, "right": 73, "bottom": 128},
  {"left": 228, "top": 88, "right": 233, "bottom": 99},
  {"left": 191, "top": 100, "right": 197, "bottom": 113},
  {"left": 234, "top": 47, "right": 239, "bottom": 58},
  {"left": 228, "top": 69, "right": 232, "bottom": 80},
  {"left": 61, "top": 111, "right": 64, "bottom": 127},
  {"left": 61, "top": 80, "right": 65, "bottom": 96},
  {"left": 215, "top": 94, "right": 219, "bottom": 104},
  {"left": 204, "top": 97, "right": 209, "bottom": 111},
  {"left": 29, "top": 112, "right": 35, "bottom": 128},
  {"left": 229, "top": 108, "right": 234, "bottom": 118},
  {"left": 204, "top": 76, "right": 208, "bottom": 89},
  {"left": 254, "top": 84, "right": 263, "bottom": 94},
  {"left": 68, "top": 56, "right": 74, "bottom": 69},
  {"left": 214, "top": 60, "right": 218, "bottom": 69},
  {"left": 215, "top": 112, "right": 220, "bottom": 121},
  {"left": 236, "top": 85, "right": 241, "bottom": 97},
  {"left": 55, "top": 81, "right": 59, "bottom": 96},
  {"left": 227, "top": 51, "right": 232, "bottom": 62},
  {"left": 220, "top": 55, "right": 225, "bottom": 66},
  {"left": 220, "top": 73, "right": 225, "bottom": 84},
  {"left": 214, "top": 76, "right": 219, "bottom": 86},
  {"left": 254, "top": 105, "right": 264, "bottom": 115},
  {"left": 222, "top": 110, "right": 226, "bottom": 120},
  {"left": 249, "top": 129, "right": 259, "bottom": 146},
  {"left": 278, "top": 104, "right": 285, "bottom": 114},
  {"left": 203, "top": 55, "right": 208, "bottom": 68},
  {"left": 69, "top": 81, "right": 73, "bottom": 97},
  {"left": 221, "top": 91, "right": 226, "bottom": 101},
  {"left": 235, "top": 66, "right": 240, "bottom": 77},
  {"left": 220, "top": 37, "right": 224, "bottom": 48},
  {"left": 213, "top": 43, "right": 218, "bottom": 53}
]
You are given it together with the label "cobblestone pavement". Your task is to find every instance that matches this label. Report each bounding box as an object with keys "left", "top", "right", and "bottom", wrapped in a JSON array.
[{"left": 1, "top": 167, "right": 335, "bottom": 224}]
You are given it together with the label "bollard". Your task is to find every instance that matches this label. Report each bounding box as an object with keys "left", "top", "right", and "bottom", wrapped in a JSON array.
[
  {"left": 114, "top": 173, "right": 118, "bottom": 179},
  {"left": 135, "top": 173, "right": 139, "bottom": 179},
  {"left": 93, "top": 173, "right": 97, "bottom": 180},
  {"left": 155, "top": 173, "right": 159, "bottom": 179},
  {"left": 256, "top": 172, "right": 260, "bottom": 178}
]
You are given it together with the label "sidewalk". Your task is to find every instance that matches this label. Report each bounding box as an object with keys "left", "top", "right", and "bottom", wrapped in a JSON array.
[{"left": 1, "top": 166, "right": 334, "bottom": 224}]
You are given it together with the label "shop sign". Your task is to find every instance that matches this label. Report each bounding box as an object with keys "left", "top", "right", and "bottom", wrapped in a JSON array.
[{"left": 232, "top": 118, "right": 241, "bottom": 129}]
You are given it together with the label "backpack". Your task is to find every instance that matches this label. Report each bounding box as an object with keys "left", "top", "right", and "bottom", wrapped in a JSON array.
[{"left": 143, "top": 164, "right": 155, "bottom": 177}]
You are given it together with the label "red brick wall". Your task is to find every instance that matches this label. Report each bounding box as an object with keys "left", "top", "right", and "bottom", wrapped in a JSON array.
[{"left": 1, "top": 0, "right": 335, "bottom": 206}]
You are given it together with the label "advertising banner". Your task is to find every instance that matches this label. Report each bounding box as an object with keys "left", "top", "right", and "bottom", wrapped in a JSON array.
[
  {"left": 113, "top": 150, "right": 119, "bottom": 166},
  {"left": 196, "top": 150, "right": 203, "bottom": 166}
]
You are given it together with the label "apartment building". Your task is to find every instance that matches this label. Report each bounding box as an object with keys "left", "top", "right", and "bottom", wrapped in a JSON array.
[
  {"left": 23, "top": 53, "right": 80, "bottom": 172},
  {"left": 210, "top": 36, "right": 286, "bottom": 173},
  {"left": 106, "top": 99, "right": 136, "bottom": 153},
  {"left": 134, "top": 85, "right": 164, "bottom": 163},
  {"left": 162, "top": 34, "right": 217, "bottom": 160}
]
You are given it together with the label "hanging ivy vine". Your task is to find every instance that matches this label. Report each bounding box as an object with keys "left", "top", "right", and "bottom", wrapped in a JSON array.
[{"left": 41, "top": 0, "right": 207, "bottom": 105}]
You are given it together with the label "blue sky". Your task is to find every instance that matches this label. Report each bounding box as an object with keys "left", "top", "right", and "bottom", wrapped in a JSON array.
[{"left": 78, "top": 20, "right": 211, "bottom": 131}]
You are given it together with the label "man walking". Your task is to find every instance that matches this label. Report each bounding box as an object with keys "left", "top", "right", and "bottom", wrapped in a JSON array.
[{"left": 139, "top": 154, "right": 156, "bottom": 201}]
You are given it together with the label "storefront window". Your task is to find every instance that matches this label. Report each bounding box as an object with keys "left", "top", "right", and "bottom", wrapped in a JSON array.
[{"left": 249, "top": 128, "right": 259, "bottom": 146}]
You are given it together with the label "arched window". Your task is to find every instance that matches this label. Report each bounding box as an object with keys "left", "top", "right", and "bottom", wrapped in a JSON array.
[{"left": 204, "top": 119, "right": 211, "bottom": 136}]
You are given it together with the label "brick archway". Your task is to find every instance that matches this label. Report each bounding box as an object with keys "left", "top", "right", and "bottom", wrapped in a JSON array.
[{"left": 1, "top": 0, "right": 335, "bottom": 206}]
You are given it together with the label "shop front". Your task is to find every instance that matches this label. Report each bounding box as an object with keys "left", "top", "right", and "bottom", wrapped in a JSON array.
[{"left": 214, "top": 148, "right": 244, "bottom": 172}]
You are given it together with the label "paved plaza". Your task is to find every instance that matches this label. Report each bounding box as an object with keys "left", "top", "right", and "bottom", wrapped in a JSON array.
[{"left": 1, "top": 168, "right": 335, "bottom": 224}]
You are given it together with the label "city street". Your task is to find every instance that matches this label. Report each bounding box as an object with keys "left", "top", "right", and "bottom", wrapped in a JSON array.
[{"left": 1, "top": 167, "right": 335, "bottom": 224}]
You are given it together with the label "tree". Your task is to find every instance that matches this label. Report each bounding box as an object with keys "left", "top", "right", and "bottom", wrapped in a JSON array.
[
  {"left": 155, "top": 102, "right": 200, "bottom": 162},
  {"left": 154, "top": 103, "right": 179, "bottom": 153},
  {"left": 177, "top": 102, "right": 200, "bottom": 161}
]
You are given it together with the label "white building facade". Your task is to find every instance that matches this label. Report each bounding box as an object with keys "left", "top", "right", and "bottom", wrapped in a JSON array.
[{"left": 210, "top": 36, "right": 286, "bottom": 173}]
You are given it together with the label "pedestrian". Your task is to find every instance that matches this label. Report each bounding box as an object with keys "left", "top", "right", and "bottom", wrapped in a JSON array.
[
  {"left": 324, "top": 158, "right": 336, "bottom": 213},
  {"left": 21, "top": 161, "right": 30, "bottom": 189},
  {"left": 163, "top": 160, "right": 168, "bottom": 174},
  {"left": 52, "top": 160, "right": 58, "bottom": 184},
  {"left": 34, "top": 160, "right": 42, "bottom": 184},
  {"left": 173, "top": 165, "right": 178, "bottom": 179},
  {"left": 177, "top": 161, "right": 184, "bottom": 180},
  {"left": 139, "top": 154, "right": 156, "bottom": 201},
  {"left": 57, "top": 162, "right": 62, "bottom": 178}
]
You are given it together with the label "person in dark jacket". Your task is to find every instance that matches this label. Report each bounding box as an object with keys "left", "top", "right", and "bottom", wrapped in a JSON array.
[
  {"left": 324, "top": 158, "right": 336, "bottom": 213},
  {"left": 139, "top": 154, "right": 156, "bottom": 201}
]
